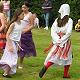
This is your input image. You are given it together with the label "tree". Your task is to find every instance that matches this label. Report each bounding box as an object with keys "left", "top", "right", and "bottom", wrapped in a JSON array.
[{"left": 10, "top": 0, "right": 80, "bottom": 27}]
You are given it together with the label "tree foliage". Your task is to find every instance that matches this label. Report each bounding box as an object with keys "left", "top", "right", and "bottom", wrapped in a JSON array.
[{"left": 11, "top": 0, "right": 80, "bottom": 27}]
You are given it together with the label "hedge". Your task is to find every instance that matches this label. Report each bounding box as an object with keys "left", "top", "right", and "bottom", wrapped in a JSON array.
[{"left": 11, "top": 0, "right": 80, "bottom": 27}]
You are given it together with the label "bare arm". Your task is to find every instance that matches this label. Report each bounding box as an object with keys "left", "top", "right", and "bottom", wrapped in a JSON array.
[
  {"left": 0, "top": 13, "right": 5, "bottom": 32},
  {"left": 6, "top": 23, "right": 14, "bottom": 41},
  {"left": 6, "top": 23, "right": 15, "bottom": 52}
]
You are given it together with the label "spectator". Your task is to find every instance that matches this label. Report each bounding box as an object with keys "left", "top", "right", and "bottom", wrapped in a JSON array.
[{"left": 42, "top": 0, "right": 52, "bottom": 30}]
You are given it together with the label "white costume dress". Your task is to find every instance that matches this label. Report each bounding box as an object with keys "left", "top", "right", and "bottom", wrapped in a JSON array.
[
  {"left": 0, "top": 21, "right": 24, "bottom": 74},
  {"left": 44, "top": 4, "right": 73, "bottom": 66}
]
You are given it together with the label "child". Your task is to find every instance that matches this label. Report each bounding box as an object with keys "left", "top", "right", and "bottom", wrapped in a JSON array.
[
  {"left": 75, "top": 19, "right": 80, "bottom": 31},
  {"left": 0, "top": 8, "right": 24, "bottom": 78},
  {"left": 33, "top": 13, "right": 39, "bottom": 28},
  {"left": 39, "top": 4, "right": 73, "bottom": 79},
  {"left": 18, "top": 1, "right": 37, "bottom": 69}
]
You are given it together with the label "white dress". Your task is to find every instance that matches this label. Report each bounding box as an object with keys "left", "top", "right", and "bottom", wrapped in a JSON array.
[
  {"left": 0, "top": 21, "right": 24, "bottom": 74},
  {"left": 44, "top": 18, "right": 73, "bottom": 66}
]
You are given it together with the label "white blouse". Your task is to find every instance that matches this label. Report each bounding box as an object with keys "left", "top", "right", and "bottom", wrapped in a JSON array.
[
  {"left": 9, "top": 20, "right": 24, "bottom": 42},
  {"left": 51, "top": 18, "right": 73, "bottom": 47}
]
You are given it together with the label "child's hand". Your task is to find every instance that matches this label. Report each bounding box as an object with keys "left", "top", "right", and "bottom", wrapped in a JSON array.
[
  {"left": 44, "top": 48, "right": 49, "bottom": 53},
  {"left": 8, "top": 46, "right": 14, "bottom": 52},
  {"left": 44, "top": 42, "right": 53, "bottom": 54},
  {"left": 6, "top": 42, "right": 14, "bottom": 53},
  {"left": 56, "top": 43, "right": 60, "bottom": 46}
]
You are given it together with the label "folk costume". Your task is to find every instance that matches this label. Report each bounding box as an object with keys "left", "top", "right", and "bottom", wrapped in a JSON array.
[{"left": 39, "top": 4, "right": 73, "bottom": 78}]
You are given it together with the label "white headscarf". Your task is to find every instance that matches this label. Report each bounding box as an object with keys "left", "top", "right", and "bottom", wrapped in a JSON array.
[{"left": 58, "top": 4, "right": 70, "bottom": 19}]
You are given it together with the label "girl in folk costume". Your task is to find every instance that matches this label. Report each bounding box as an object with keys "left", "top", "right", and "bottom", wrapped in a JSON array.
[
  {"left": 0, "top": 2, "right": 6, "bottom": 54},
  {"left": 39, "top": 4, "right": 73, "bottom": 78},
  {"left": 0, "top": 8, "right": 24, "bottom": 78},
  {"left": 18, "top": 1, "right": 36, "bottom": 69}
]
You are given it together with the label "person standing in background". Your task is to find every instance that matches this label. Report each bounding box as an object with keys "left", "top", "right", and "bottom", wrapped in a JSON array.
[{"left": 42, "top": 0, "right": 52, "bottom": 30}]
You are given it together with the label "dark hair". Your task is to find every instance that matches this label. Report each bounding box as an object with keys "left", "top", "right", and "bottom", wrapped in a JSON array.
[
  {"left": 4, "top": 0, "right": 8, "bottom": 1},
  {"left": 0, "top": 2, "right": 3, "bottom": 12},
  {"left": 24, "top": 1, "right": 30, "bottom": 7},
  {"left": 7, "top": 8, "right": 22, "bottom": 31},
  {"left": 57, "top": 15, "right": 69, "bottom": 27},
  {"left": 10, "top": 8, "right": 22, "bottom": 25}
]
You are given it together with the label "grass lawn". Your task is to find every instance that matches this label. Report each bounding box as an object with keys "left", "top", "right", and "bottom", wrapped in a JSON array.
[{"left": 0, "top": 28, "right": 80, "bottom": 80}]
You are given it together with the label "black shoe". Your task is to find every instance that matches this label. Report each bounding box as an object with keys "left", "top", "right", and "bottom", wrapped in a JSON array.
[
  {"left": 3, "top": 74, "right": 12, "bottom": 78},
  {"left": 39, "top": 66, "right": 47, "bottom": 78},
  {"left": 63, "top": 75, "right": 71, "bottom": 78}
]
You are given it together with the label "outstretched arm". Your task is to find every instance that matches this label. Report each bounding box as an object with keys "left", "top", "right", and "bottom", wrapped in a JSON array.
[
  {"left": 6, "top": 23, "right": 14, "bottom": 52},
  {"left": 60, "top": 19, "right": 73, "bottom": 44}
]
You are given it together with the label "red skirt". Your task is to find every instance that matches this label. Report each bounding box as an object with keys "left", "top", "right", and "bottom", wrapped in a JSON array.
[{"left": 0, "top": 33, "right": 6, "bottom": 49}]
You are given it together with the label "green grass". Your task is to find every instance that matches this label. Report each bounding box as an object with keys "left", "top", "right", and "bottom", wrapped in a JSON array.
[{"left": 0, "top": 28, "right": 80, "bottom": 80}]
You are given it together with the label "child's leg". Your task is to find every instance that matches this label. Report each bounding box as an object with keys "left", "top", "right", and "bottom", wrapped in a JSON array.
[
  {"left": 37, "top": 20, "right": 39, "bottom": 28},
  {"left": 2, "top": 65, "right": 12, "bottom": 78},
  {"left": 63, "top": 65, "right": 70, "bottom": 78},
  {"left": 39, "top": 62, "right": 53, "bottom": 78},
  {"left": 45, "top": 62, "right": 53, "bottom": 69},
  {"left": 20, "top": 57, "right": 24, "bottom": 65},
  {"left": 3, "top": 65, "right": 11, "bottom": 76},
  {"left": 18, "top": 57, "right": 24, "bottom": 69}
]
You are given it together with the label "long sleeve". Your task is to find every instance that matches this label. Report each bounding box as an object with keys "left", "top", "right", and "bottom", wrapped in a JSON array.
[
  {"left": 51, "top": 19, "right": 60, "bottom": 44},
  {"left": 60, "top": 18, "right": 73, "bottom": 45}
]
